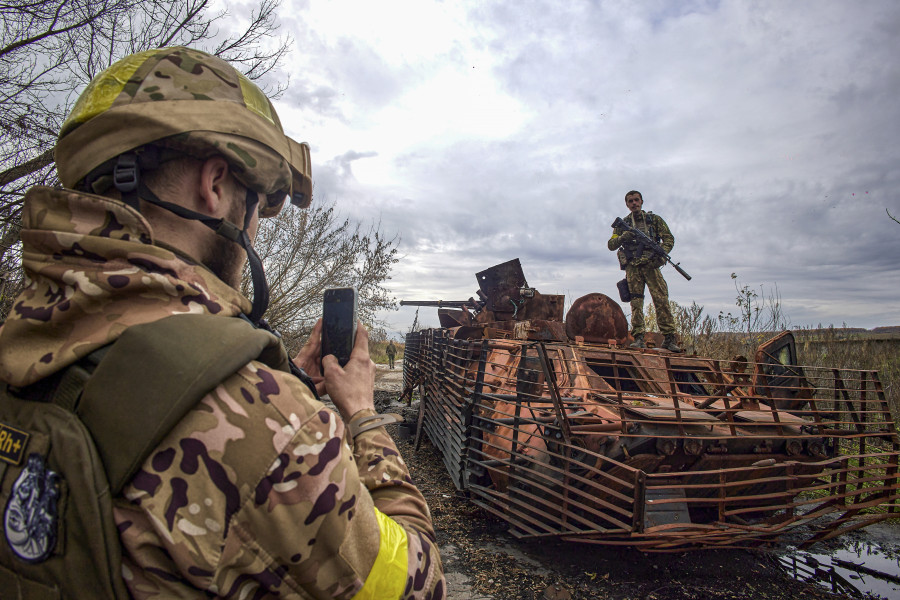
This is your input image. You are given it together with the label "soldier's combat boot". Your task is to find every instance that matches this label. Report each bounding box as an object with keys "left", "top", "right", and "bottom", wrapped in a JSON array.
[
  {"left": 662, "top": 334, "right": 682, "bottom": 353},
  {"left": 629, "top": 334, "right": 645, "bottom": 349}
]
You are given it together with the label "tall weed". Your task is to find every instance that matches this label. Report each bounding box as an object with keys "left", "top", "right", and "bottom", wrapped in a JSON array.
[{"left": 669, "top": 276, "right": 899, "bottom": 417}]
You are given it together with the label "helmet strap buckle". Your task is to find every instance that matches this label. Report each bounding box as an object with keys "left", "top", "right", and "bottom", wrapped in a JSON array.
[
  {"left": 113, "top": 154, "right": 141, "bottom": 211},
  {"left": 215, "top": 220, "right": 242, "bottom": 243}
]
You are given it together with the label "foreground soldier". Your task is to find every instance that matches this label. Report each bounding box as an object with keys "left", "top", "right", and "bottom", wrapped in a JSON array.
[
  {"left": 608, "top": 190, "right": 682, "bottom": 352},
  {"left": 0, "top": 47, "right": 444, "bottom": 598}
]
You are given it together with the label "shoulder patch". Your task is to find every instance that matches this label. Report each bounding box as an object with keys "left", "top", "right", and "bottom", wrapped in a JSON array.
[
  {"left": 0, "top": 422, "right": 29, "bottom": 466},
  {"left": 5, "top": 453, "right": 60, "bottom": 563}
]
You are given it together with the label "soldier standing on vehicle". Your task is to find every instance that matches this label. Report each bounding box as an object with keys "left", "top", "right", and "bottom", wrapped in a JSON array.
[
  {"left": 386, "top": 341, "right": 397, "bottom": 369},
  {"left": 0, "top": 46, "right": 444, "bottom": 598},
  {"left": 608, "top": 190, "right": 682, "bottom": 352}
]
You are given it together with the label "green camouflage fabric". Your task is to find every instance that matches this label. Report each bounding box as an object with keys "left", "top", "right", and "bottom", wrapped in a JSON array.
[
  {"left": 55, "top": 46, "right": 313, "bottom": 214},
  {"left": 608, "top": 211, "right": 676, "bottom": 336},
  {"left": 0, "top": 186, "right": 444, "bottom": 599},
  {"left": 623, "top": 263, "right": 676, "bottom": 336},
  {"left": 607, "top": 210, "right": 675, "bottom": 258}
]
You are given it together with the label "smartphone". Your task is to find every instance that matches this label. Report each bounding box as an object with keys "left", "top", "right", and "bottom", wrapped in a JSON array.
[{"left": 322, "top": 287, "right": 358, "bottom": 367}]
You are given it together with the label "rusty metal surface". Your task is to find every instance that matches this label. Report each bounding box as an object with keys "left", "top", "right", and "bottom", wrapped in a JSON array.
[
  {"left": 400, "top": 260, "right": 900, "bottom": 551},
  {"left": 475, "top": 259, "right": 527, "bottom": 312},
  {"left": 405, "top": 258, "right": 565, "bottom": 329},
  {"left": 565, "top": 293, "right": 630, "bottom": 345},
  {"left": 438, "top": 308, "right": 471, "bottom": 328},
  {"left": 403, "top": 332, "right": 900, "bottom": 551}
]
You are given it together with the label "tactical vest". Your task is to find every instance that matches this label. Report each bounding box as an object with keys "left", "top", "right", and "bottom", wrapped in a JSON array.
[
  {"left": 619, "top": 211, "right": 660, "bottom": 264},
  {"left": 0, "top": 314, "right": 303, "bottom": 599}
]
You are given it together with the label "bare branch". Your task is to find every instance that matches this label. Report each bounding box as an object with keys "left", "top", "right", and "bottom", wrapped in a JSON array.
[
  {"left": 246, "top": 203, "right": 400, "bottom": 353},
  {"left": 158, "top": 0, "right": 210, "bottom": 47},
  {"left": 0, "top": 148, "right": 54, "bottom": 188},
  {"left": 0, "top": 1, "right": 108, "bottom": 58}
]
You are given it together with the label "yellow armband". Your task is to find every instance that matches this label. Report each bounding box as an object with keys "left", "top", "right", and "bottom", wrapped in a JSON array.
[{"left": 352, "top": 508, "right": 409, "bottom": 600}]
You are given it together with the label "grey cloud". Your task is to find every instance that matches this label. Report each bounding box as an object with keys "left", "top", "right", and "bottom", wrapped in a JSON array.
[
  {"left": 280, "top": 9, "right": 416, "bottom": 117},
  {"left": 284, "top": 84, "right": 345, "bottom": 119},
  {"left": 298, "top": 0, "right": 900, "bottom": 331},
  {"left": 329, "top": 149, "right": 379, "bottom": 179}
]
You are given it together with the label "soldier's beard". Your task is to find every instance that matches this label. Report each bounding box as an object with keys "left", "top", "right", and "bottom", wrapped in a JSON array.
[
  {"left": 205, "top": 193, "right": 250, "bottom": 289},
  {"left": 207, "top": 233, "right": 245, "bottom": 288}
]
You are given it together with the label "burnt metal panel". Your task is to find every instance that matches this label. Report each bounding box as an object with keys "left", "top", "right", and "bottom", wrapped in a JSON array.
[
  {"left": 403, "top": 329, "right": 900, "bottom": 551},
  {"left": 401, "top": 259, "right": 900, "bottom": 550}
]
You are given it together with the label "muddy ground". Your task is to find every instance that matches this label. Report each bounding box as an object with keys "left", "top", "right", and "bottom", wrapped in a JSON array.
[{"left": 371, "top": 362, "right": 900, "bottom": 600}]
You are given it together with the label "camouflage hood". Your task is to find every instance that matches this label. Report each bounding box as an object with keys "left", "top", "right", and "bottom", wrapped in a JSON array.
[{"left": 0, "top": 186, "right": 251, "bottom": 387}]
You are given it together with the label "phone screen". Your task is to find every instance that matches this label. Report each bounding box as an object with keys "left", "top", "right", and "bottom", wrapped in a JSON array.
[{"left": 322, "top": 288, "right": 357, "bottom": 366}]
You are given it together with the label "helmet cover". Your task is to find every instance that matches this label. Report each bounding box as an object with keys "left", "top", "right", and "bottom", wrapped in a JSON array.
[{"left": 55, "top": 46, "right": 312, "bottom": 214}]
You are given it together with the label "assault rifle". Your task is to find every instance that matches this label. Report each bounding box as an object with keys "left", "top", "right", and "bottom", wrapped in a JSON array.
[{"left": 612, "top": 217, "right": 692, "bottom": 281}]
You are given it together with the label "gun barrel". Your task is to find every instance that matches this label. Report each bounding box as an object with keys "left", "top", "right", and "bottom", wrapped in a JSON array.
[
  {"left": 400, "top": 300, "right": 474, "bottom": 308},
  {"left": 672, "top": 262, "right": 692, "bottom": 281}
]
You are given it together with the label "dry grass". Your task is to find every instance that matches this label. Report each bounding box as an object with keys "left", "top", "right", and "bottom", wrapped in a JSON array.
[
  {"left": 794, "top": 327, "right": 900, "bottom": 419},
  {"left": 671, "top": 297, "right": 899, "bottom": 419}
]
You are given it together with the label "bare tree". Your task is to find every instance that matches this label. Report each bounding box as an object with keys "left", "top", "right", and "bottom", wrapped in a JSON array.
[
  {"left": 246, "top": 202, "right": 400, "bottom": 356},
  {"left": 0, "top": 0, "right": 290, "bottom": 319}
]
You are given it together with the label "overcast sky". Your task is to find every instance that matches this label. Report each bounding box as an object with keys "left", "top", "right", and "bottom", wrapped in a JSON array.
[{"left": 260, "top": 0, "right": 900, "bottom": 335}]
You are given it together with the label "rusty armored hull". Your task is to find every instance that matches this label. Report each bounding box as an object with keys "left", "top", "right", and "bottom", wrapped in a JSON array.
[{"left": 401, "top": 260, "right": 900, "bottom": 551}]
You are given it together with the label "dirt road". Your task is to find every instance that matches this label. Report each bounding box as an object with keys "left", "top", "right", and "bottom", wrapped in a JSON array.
[{"left": 373, "top": 361, "right": 899, "bottom": 600}]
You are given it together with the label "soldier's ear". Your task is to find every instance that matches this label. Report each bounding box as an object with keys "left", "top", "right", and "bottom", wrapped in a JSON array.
[{"left": 197, "top": 156, "right": 231, "bottom": 215}]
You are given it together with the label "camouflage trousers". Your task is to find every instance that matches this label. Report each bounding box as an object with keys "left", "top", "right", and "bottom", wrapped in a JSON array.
[{"left": 625, "top": 264, "right": 676, "bottom": 336}]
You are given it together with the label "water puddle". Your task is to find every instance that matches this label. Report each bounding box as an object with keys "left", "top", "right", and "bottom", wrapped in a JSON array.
[{"left": 778, "top": 540, "right": 900, "bottom": 599}]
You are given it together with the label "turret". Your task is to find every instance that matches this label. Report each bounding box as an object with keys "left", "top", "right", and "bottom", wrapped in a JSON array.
[{"left": 402, "top": 258, "right": 631, "bottom": 345}]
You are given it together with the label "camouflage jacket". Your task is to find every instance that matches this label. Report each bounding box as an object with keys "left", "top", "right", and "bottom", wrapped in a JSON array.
[
  {"left": 607, "top": 210, "right": 675, "bottom": 262},
  {"left": 0, "top": 186, "right": 444, "bottom": 599}
]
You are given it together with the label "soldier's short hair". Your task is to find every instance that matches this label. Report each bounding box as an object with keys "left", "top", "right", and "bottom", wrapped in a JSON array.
[{"left": 625, "top": 190, "right": 643, "bottom": 201}]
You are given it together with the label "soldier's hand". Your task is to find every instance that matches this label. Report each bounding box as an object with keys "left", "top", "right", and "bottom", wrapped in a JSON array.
[
  {"left": 619, "top": 231, "right": 636, "bottom": 243},
  {"left": 293, "top": 319, "right": 326, "bottom": 396},
  {"left": 632, "top": 251, "right": 653, "bottom": 267},
  {"left": 322, "top": 321, "right": 376, "bottom": 421}
]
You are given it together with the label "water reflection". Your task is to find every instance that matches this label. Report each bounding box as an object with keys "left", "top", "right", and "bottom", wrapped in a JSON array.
[{"left": 778, "top": 540, "right": 900, "bottom": 599}]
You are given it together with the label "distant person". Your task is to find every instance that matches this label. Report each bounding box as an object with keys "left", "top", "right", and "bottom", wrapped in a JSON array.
[
  {"left": 608, "top": 190, "right": 682, "bottom": 352},
  {"left": 386, "top": 340, "right": 397, "bottom": 369}
]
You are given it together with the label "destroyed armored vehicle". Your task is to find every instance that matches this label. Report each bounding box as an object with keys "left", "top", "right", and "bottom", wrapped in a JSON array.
[{"left": 401, "top": 259, "right": 900, "bottom": 551}]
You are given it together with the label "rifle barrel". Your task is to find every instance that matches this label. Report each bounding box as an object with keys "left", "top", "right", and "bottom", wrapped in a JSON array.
[
  {"left": 672, "top": 263, "right": 692, "bottom": 281},
  {"left": 400, "top": 300, "right": 474, "bottom": 307}
]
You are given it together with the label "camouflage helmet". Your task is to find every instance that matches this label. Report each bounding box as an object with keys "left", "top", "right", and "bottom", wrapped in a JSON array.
[{"left": 55, "top": 46, "right": 312, "bottom": 215}]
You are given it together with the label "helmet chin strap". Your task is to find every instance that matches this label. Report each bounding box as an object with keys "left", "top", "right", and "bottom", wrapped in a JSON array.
[{"left": 113, "top": 153, "right": 270, "bottom": 324}]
